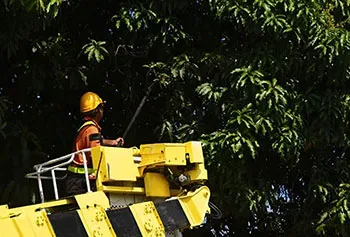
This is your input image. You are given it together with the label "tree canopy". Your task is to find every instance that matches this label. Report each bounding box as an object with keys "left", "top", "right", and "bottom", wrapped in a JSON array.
[{"left": 0, "top": 0, "right": 350, "bottom": 236}]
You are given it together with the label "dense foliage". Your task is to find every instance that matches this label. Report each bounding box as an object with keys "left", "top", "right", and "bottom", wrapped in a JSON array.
[{"left": 1, "top": 0, "right": 350, "bottom": 236}]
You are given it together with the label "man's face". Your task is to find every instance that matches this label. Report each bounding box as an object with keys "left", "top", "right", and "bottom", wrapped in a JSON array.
[{"left": 96, "top": 105, "right": 104, "bottom": 122}]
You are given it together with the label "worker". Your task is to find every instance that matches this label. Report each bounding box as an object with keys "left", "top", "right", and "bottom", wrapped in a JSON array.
[{"left": 65, "top": 91, "right": 124, "bottom": 195}]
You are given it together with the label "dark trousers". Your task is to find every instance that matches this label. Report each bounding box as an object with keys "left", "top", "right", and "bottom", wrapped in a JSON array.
[{"left": 65, "top": 171, "right": 96, "bottom": 196}]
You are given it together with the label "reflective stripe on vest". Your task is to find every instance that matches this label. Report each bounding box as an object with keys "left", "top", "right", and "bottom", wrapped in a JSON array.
[
  {"left": 68, "top": 165, "right": 94, "bottom": 174},
  {"left": 77, "top": 120, "right": 97, "bottom": 133}
]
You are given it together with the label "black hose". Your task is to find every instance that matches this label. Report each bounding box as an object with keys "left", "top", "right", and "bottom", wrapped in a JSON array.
[{"left": 209, "top": 201, "right": 223, "bottom": 219}]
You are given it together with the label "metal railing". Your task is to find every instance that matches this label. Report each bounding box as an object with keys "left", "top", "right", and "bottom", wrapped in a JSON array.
[{"left": 26, "top": 148, "right": 92, "bottom": 203}]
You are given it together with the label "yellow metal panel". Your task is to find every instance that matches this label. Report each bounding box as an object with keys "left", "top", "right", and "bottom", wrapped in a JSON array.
[
  {"left": 102, "top": 186, "right": 145, "bottom": 194},
  {"left": 91, "top": 146, "right": 139, "bottom": 182},
  {"left": 24, "top": 210, "right": 55, "bottom": 237},
  {"left": 185, "top": 141, "right": 204, "bottom": 163},
  {"left": 164, "top": 146, "right": 186, "bottom": 165},
  {"left": 10, "top": 198, "right": 74, "bottom": 214},
  {"left": 11, "top": 215, "right": 36, "bottom": 237},
  {"left": 3, "top": 206, "right": 55, "bottom": 237},
  {"left": 74, "top": 191, "right": 110, "bottom": 210},
  {"left": 140, "top": 143, "right": 186, "bottom": 166},
  {"left": 178, "top": 186, "right": 210, "bottom": 227},
  {"left": 0, "top": 218, "right": 21, "bottom": 237},
  {"left": 129, "top": 201, "right": 165, "bottom": 237},
  {"left": 185, "top": 163, "right": 208, "bottom": 181},
  {"left": 91, "top": 146, "right": 108, "bottom": 183},
  {"left": 144, "top": 173, "right": 170, "bottom": 197},
  {"left": 140, "top": 143, "right": 167, "bottom": 166},
  {"left": 0, "top": 205, "right": 9, "bottom": 218},
  {"left": 0, "top": 205, "right": 21, "bottom": 237},
  {"left": 78, "top": 206, "right": 116, "bottom": 237}
]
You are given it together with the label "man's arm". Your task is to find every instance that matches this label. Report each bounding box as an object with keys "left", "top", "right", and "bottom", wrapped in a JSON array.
[{"left": 85, "top": 126, "right": 124, "bottom": 147}]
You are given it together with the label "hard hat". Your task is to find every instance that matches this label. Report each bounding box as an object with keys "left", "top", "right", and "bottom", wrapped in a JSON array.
[{"left": 80, "top": 92, "right": 104, "bottom": 113}]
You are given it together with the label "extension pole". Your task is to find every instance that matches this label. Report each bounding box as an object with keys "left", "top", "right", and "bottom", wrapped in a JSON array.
[{"left": 122, "top": 82, "right": 155, "bottom": 139}]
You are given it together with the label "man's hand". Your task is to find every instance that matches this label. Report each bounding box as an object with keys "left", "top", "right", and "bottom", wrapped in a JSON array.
[
  {"left": 113, "top": 137, "right": 124, "bottom": 147},
  {"left": 103, "top": 137, "right": 124, "bottom": 146}
]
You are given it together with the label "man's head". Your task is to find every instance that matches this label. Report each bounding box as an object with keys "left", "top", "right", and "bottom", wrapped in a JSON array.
[{"left": 80, "top": 92, "right": 104, "bottom": 122}]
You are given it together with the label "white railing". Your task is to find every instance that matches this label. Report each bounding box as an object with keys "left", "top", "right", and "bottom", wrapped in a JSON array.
[{"left": 26, "top": 148, "right": 92, "bottom": 203}]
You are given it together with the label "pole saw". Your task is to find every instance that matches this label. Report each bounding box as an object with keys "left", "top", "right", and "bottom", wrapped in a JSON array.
[{"left": 122, "top": 81, "right": 156, "bottom": 140}]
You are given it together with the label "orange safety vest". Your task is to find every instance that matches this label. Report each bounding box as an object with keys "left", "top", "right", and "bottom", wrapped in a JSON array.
[{"left": 72, "top": 118, "right": 102, "bottom": 166}]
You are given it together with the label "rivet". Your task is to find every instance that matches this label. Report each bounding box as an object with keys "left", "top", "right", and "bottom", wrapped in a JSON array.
[
  {"left": 144, "top": 220, "right": 153, "bottom": 232},
  {"left": 36, "top": 216, "right": 44, "bottom": 226}
]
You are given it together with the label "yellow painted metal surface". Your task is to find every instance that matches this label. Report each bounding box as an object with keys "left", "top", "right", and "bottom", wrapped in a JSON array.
[
  {"left": 144, "top": 173, "right": 170, "bottom": 197},
  {"left": 0, "top": 205, "right": 55, "bottom": 237},
  {"left": 0, "top": 204, "right": 9, "bottom": 218},
  {"left": 140, "top": 143, "right": 186, "bottom": 167},
  {"left": 0, "top": 185, "right": 211, "bottom": 236},
  {"left": 90, "top": 142, "right": 207, "bottom": 197},
  {"left": 0, "top": 192, "right": 113, "bottom": 237},
  {"left": 1, "top": 199, "right": 73, "bottom": 237},
  {"left": 78, "top": 206, "right": 116, "bottom": 237},
  {"left": 91, "top": 146, "right": 140, "bottom": 185},
  {"left": 24, "top": 210, "right": 55, "bottom": 237},
  {"left": 129, "top": 201, "right": 165, "bottom": 237},
  {"left": 74, "top": 191, "right": 110, "bottom": 210},
  {"left": 185, "top": 163, "right": 208, "bottom": 182},
  {"left": 75, "top": 192, "right": 115, "bottom": 237},
  {"left": 102, "top": 185, "right": 145, "bottom": 194},
  {"left": 178, "top": 186, "right": 211, "bottom": 227},
  {"left": 10, "top": 198, "right": 74, "bottom": 214},
  {"left": 0, "top": 205, "right": 22, "bottom": 237},
  {"left": 7, "top": 214, "right": 36, "bottom": 237},
  {"left": 185, "top": 141, "right": 205, "bottom": 163},
  {"left": 0, "top": 218, "right": 22, "bottom": 237}
]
